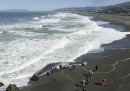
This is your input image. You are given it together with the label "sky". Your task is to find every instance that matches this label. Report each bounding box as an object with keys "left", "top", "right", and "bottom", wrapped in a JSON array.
[{"left": 0, "top": 0, "right": 130, "bottom": 11}]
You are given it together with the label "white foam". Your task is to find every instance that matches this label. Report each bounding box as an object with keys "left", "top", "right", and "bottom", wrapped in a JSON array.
[
  {"left": 124, "top": 32, "right": 130, "bottom": 35},
  {"left": 39, "top": 18, "right": 61, "bottom": 24},
  {"left": 41, "top": 16, "right": 45, "bottom": 18},
  {"left": 95, "top": 21, "right": 109, "bottom": 25},
  {"left": 33, "top": 24, "right": 43, "bottom": 29},
  {"left": 52, "top": 12, "right": 82, "bottom": 19},
  {"left": 12, "top": 74, "right": 32, "bottom": 80},
  {"left": 33, "top": 17, "right": 39, "bottom": 20},
  {"left": 0, "top": 37, "right": 69, "bottom": 75},
  {"left": 46, "top": 37, "right": 69, "bottom": 53},
  {"left": 8, "top": 30, "right": 44, "bottom": 36}
]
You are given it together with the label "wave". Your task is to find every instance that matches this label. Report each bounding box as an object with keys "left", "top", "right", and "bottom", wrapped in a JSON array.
[
  {"left": 41, "top": 16, "right": 45, "bottom": 18},
  {"left": 33, "top": 17, "right": 39, "bottom": 20},
  {"left": 0, "top": 37, "right": 69, "bottom": 75},
  {"left": 0, "top": 37, "right": 69, "bottom": 89},
  {"left": 51, "top": 12, "right": 82, "bottom": 19},
  {"left": 95, "top": 20, "right": 110, "bottom": 25},
  {"left": 39, "top": 18, "right": 61, "bottom": 24},
  {"left": 0, "top": 31, "right": 2, "bottom": 34}
]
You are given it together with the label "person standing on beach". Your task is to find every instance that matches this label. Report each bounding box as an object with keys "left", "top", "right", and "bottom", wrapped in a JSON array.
[
  {"left": 82, "top": 87, "right": 86, "bottom": 91},
  {"left": 82, "top": 79, "right": 86, "bottom": 87},
  {"left": 95, "top": 65, "right": 98, "bottom": 71},
  {"left": 82, "top": 80, "right": 87, "bottom": 91},
  {"left": 86, "top": 77, "right": 90, "bottom": 84},
  {"left": 72, "top": 65, "right": 75, "bottom": 70},
  {"left": 101, "top": 77, "right": 107, "bottom": 86},
  {"left": 89, "top": 70, "right": 93, "bottom": 78}
]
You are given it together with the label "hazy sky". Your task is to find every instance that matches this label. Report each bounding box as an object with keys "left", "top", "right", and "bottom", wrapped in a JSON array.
[{"left": 0, "top": 0, "right": 130, "bottom": 11}]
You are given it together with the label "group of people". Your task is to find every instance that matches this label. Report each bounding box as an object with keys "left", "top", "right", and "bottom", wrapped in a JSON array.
[
  {"left": 76, "top": 64, "right": 107, "bottom": 91},
  {"left": 83, "top": 65, "right": 99, "bottom": 91},
  {"left": 46, "top": 64, "right": 76, "bottom": 76},
  {"left": 46, "top": 63, "right": 107, "bottom": 91},
  {"left": 46, "top": 65, "right": 61, "bottom": 76},
  {"left": 75, "top": 65, "right": 99, "bottom": 91},
  {"left": 46, "top": 67, "right": 58, "bottom": 76}
]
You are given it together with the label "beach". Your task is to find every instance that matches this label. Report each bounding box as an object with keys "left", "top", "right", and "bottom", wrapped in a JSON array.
[{"left": 19, "top": 14, "right": 130, "bottom": 91}]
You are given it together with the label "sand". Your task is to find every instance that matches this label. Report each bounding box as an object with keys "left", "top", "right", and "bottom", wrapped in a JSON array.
[{"left": 20, "top": 14, "right": 130, "bottom": 91}]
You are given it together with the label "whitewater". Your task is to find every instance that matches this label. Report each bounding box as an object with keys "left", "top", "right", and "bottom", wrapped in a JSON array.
[{"left": 0, "top": 12, "right": 130, "bottom": 90}]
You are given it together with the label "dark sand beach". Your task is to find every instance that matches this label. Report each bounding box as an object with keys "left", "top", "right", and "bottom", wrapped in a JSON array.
[{"left": 20, "top": 14, "right": 130, "bottom": 91}]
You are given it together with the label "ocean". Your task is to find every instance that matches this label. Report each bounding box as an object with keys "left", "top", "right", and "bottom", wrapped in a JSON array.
[{"left": 0, "top": 12, "right": 129, "bottom": 90}]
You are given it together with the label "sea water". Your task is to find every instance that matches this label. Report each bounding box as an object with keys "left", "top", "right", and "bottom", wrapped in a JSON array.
[{"left": 0, "top": 12, "right": 129, "bottom": 90}]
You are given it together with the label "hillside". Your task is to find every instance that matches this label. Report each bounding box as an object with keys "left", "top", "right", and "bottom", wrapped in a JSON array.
[
  {"left": 103, "top": 2, "right": 130, "bottom": 13},
  {"left": 53, "top": 2, "right": 130, "bottom": 15}
]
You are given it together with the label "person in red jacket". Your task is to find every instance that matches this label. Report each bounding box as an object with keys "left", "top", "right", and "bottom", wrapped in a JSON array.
[{"left": 101, "top": 77, "right": 107, "bottom": 86}]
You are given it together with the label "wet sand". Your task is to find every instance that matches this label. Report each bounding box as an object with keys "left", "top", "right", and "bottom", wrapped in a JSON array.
[{"left": 20, "top": 14, "right": 130, "bottom": 91}]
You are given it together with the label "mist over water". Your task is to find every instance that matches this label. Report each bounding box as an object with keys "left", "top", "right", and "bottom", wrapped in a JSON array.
[{"left": 0, "top": 12, "right": 129, "bottom": 90}]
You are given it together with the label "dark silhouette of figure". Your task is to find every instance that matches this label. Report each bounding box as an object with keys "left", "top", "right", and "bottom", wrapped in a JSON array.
[
  {"left": 95, "top": 65, "right": 98, "bottom": 71},
  {"left": 86, "top": 77, "right": 90, "bottom": 84},
  {"left": 47, "top": 71, "right": 50, "bottom": 76},
  {"left": 72, "top": 65, "right": 75, "bottom": 70},
  {"left": 59, "top": 65, "right": 62, "bottom": 70}
]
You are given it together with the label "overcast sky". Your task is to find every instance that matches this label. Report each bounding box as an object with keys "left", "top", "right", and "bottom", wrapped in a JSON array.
[{"left": 0, "top": 0, "right": 130, "bottom": 11}]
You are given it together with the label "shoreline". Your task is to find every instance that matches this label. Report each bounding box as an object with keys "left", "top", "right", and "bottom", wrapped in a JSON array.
[
  {"left": 85, "top": 13, "right": 130, "bottom": 37},
  {"left": 4, "top": 13, "right": 130, "bottom": 91}
]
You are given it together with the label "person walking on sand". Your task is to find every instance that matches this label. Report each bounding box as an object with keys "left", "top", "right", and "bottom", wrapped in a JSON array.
[
  {"left": 81, "top": 79, "right": 86, "bottom": 91},
  {"left": 95, "top": 65, "right": 98, "bottom": 71},
  {"left": 102, "top": 77, "right": 107, "bottom": 86},
  {"left": 82, "top": 79, "right": 86, "bottom": 87},
  {"left": 82, "top": 87, "right": 86, "bottom": 91},
  {"left": 72, "top": 65, "right": 75, "bottom": 70},
  {"left": 89, "top": 69, "right": 93, "bottom": 77},
  {"left": 86, "top": 77, "right": 90, "bottom": 84}
]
